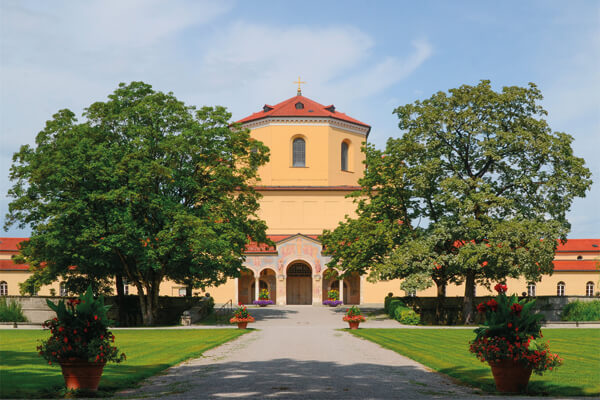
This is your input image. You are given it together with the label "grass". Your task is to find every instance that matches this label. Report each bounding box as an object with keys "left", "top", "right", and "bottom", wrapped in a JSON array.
[
  {"left": 350, "top": 328, "right": 600, "bottom": 396},
  {"left": 0, "top": 328, "right": 247, "bottom": 398}
]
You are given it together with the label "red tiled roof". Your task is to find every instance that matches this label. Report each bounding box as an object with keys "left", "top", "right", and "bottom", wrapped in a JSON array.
[
  {"left": 236, "top": 94, "right": 370, "bottom": 130},
  {"left": 0, "top": 259, "right": 29, "bottom": 270},
  {"left": 0, "top": 238, "right": 28, "bottom": 252},
  {"left": 553, "top": 260, "right": 599, "bottom": 271},
  {"left": 556, "top": 239, "right": 600, "bottom": 252}
]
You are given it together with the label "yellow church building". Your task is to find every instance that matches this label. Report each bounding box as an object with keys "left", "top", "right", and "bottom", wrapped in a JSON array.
[{"left": 0, "top": 87, "right": 598, "bottom": 304}]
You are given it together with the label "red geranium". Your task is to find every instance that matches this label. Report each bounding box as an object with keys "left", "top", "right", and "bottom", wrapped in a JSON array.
[
  {"left": 494, "top": 283, "right": 507, "bottom": 293},
  {"left": 476, "top": 303, "right": 487, "bottom": 313},
  {"left": 486, "top": 299, "right": 498, "bottom": 312},
  {"left": 510, "top": 303, "right": 523, "bottom": 315}
]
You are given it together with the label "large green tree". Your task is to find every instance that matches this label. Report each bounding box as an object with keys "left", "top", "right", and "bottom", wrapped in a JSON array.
[
  {"left": 322, "top": 80, "right": 592, "bottom": 323},
  {"left": 5, "top": 82, "right": 270, "bottom": 325}
]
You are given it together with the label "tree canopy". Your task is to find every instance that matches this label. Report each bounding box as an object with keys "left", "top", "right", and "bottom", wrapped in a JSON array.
[
  {"left": 5, "top": 82, "right": 270, "bottom": 325},
  {"left": 321, "top": 80, "right": 592, "bottom": 323}
]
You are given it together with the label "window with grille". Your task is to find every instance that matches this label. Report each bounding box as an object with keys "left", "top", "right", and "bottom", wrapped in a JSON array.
[
  {"left": 293, "top": 138, "right": 305, "bottom": 167},
  {"left": 586, "top": 281, "right": 594, "bottom": 297},
  {"left": 0, "top": 281, "right": 7, "bottom": 296},
  {"left": 287, "top": 263, "right": 311, "bottom": 276},
  {"left": 341, "top": 141, "right": 349, "bottom": 171},
  {"left": 60, "top": 283, "right": 68, "bottom": 297},
  {"left": 527, "top": 283, "right": 536, "bottom": 297},
  {"left": 557, "top": 282, "right": 565, "bottom": 296}
]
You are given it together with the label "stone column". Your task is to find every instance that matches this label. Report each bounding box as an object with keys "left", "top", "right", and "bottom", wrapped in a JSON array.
[
  {"left": 234, "top": 278, "right": 239, "bottom": 305},
  {"left": 360, "top": 275, "right": 364, "bottom": 305},
  {"left": 339, "top": 278, "right": 344, "bottom": 304},
  {"left": 277, "top": 275, "right": 286, "bottom": 305},
  {"left": 254, "top": 277, "right": 260, "bottom": 303},
  {"left": 313, "top": 275, "right": 322, "bottom": 305}
]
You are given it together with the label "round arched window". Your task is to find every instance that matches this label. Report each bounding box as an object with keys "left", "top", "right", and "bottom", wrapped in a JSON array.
[
  {"left": 293, "top": 138, "right": 306, "bottom": 167},
  {"left": 341, "top": 141, "right": 349, "bottom": 171},
  {"left": 557, "top": 281, "right": 565, "bottom": 296},
  {"left": 0, "top": 281, "right": 7, "bottom": 296},
  {"left": 586, "top": 281, "right": 594, "bottom": 297}
]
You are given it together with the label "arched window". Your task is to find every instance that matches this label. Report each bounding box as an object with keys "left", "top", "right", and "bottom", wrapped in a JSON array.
[
  {"left": 577, "top": 255, "right": 583, "bottom": 260},
  {"left": 59, "top": 282, "right": 68, "bottom": 297},
  {"left": 293, "top": 138, "right": 305, "bottom": 167},
  {"left": 0, "top": 281, "right": 7, "bottom": 296},
  {"left": 527, "top": 283, "right": 536, "bottom": 297},
  {"left": 123, "top": 278, "right": 129, "bottom": 295},
  {"left": 586, "top": 281, "right": 594, "bottom": 297},
  {"left": 557, "top": 281, "right": 565, "bottom": 296},
  {"left": 341, "top": 141, "right": 349, "bottom": 171}
]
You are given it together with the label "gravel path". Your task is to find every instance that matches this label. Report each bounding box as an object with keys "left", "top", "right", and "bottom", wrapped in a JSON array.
[{"left": 116, "top": 306, "right": 489, "bottom": 399}]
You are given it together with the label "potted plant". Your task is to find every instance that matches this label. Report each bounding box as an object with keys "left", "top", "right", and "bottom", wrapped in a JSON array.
[
  {"left": 252, "top": 289, "right": 274, "bottom": 306},
  {"left": 37, "top": 286, "right": 126, "bottom": 392},
  {"left": 342, "top": 305, "right": 366, "bottom": 329},
  {"left": 323, "top": 289, "right": 343, "bottom": 307},
  {"left": 469, "top": 283, "right": 562, "bottom": 393},
  {"left": 229, "top": 304, "right": 255, "bottom": 329}
]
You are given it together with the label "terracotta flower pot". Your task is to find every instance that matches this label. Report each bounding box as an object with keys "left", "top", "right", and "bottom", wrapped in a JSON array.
[
  {"left": 348, "top": 321, "right": 360, "bottom": 330},
  {"left": 488, "top": 359, "right": 533, "bottom": 393},
  {"left": 237, "top": 322, "right": 248, "bottom": 329},
  {"left": 59, "top": 359, "right": 107, "bottom": 391}
]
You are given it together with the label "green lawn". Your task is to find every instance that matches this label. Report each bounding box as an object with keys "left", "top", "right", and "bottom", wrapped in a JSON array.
[
  {"left": 0, "top": 329, "right": 247, "bottom": 398},
  {"left": 351, "top": 328, "right": 600, "bottom": 396}
]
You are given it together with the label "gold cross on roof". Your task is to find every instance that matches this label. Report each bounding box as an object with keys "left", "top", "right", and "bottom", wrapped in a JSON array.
[{"left": 294, "top": 76, "right": 306, "bottom": 95}]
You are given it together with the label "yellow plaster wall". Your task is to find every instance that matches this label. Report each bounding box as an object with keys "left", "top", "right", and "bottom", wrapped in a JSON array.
[
  {"left": 249, "top": 123, "right": 365, "bottom": 187},
  {"left": 360, "top": 271, "right": 600, "bottom": 302},
  {"left": 0, "top": 271, "right": 62, "bottom": 296},
  {"left": 257, "top": 190, "right": 357, "bottom": 235}
]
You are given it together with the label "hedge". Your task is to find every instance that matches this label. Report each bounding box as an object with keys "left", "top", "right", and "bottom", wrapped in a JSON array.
[{"left": 561, "top": 300, "right": 600, "bottom": 321}]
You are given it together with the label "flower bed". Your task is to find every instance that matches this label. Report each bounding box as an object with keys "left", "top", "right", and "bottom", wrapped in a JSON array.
[
  {"left": 323, "top": 300, "right": 343, "bottom": 306},
  {"left": 252, "top": 300, "right": 274, "bottom": 306}
]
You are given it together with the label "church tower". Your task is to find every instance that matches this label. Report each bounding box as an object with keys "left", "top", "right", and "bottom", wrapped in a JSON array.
[{"left": 235, "top": 82, "right": 370, "bottom": 306}]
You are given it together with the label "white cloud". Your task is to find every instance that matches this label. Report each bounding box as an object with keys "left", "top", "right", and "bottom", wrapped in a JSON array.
[{"left": 0, "top": 2, "right": 433, "bottom": 235}]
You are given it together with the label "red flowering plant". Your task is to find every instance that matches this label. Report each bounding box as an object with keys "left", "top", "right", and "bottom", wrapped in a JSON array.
[
  {"left": 37, "top": 286, "right": 125, "bottom": 365},
  {"left": 229, "top": 305, "right": 255, "bottom": 323},
  {"left": 342, "top": 306, "right": 366, "bottom": 323},
  {"left": 469, "top": 283, "right": 562, "bottom": 374}
]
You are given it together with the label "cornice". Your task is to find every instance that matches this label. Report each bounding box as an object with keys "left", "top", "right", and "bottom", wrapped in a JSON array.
[{"left": 241, "top": 116, "right": 370, "bottom": 136}]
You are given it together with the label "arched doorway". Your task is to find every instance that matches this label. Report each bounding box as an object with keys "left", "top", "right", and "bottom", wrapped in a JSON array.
[
  {"left": 286, "top": 262, "right": 312, "bottom": 305},
  {"left": 258, "top": 268, "right": 277, "bottom": 303},
  {"left": 322, "top": 268, "right": 339, "bottom": 300},
  {"left": 344, "top": 271, "right": 360, "bottom": 304},
  {"left": 238, "top": 270, "right": 255, "bottom": 305},
  {"left": 323, "top": 270, "right": 360, "bottom": 304}
]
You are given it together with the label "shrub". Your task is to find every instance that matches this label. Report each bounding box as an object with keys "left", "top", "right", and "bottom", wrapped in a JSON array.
[
  {"left": 0, "top": 298, "right": 27, "bottom": 322},
  {"left": 384, "top": 295, "right": 401, "bottom": 313},
  {"left": 386, "top": 297, "right": 420, "bottom": 325},
  {"left": 395, "top": 308, "right": 420, "bottom": 325},
  {"left": 386, "top": 299, "right": 405, "bottom": 318},
  {"left": 561, "top": 300, "right": 600, "bottom": 321}
]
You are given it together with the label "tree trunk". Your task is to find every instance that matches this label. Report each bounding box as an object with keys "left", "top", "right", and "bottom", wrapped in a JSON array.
[
  {"left": 463, "top": 271, "right": 476, "bottom": 325},
  {"left": 434, "top": 282, "right": 446, "bottom": 325},
  {"left": 115, "top": 274, "right": 125, "bottom": 326}
]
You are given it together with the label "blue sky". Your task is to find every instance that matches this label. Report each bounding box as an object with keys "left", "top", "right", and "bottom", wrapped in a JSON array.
[{"left": 1, "top": 0, "right": 598, "bottom": 237}]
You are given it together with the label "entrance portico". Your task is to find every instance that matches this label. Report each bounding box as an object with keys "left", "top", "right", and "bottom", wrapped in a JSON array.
[{"left": 237, "top": 234, "right": 361, "bottom": 306}]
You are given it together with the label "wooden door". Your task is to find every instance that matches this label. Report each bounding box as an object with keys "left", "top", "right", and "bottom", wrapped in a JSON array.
[{"left": 286, "top": 277, "right": 312, "bottom": 304}]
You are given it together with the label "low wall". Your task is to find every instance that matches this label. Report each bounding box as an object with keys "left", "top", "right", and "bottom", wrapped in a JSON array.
[
  {"left": 396, "top": 295, "right": 598, "bottom": 325},
  {"left": 3, "top": 295, "right": 214, "bottom": 326}
]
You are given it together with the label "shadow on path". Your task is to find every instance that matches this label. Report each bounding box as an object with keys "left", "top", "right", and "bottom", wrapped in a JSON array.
[{"left": 119, "top": 358, "right": 475, "bottom": 399}]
